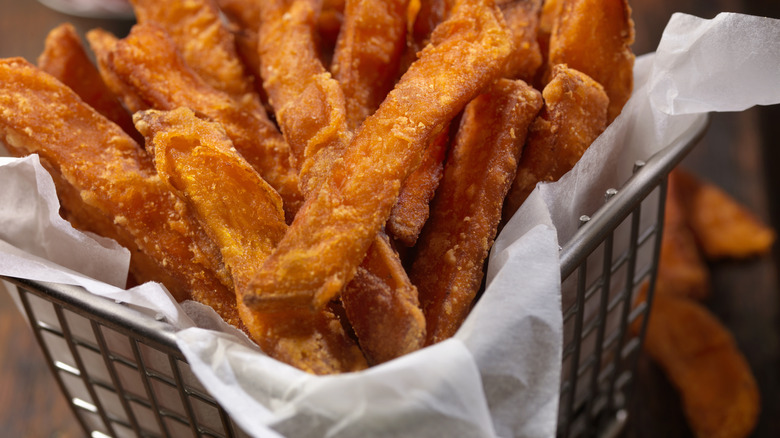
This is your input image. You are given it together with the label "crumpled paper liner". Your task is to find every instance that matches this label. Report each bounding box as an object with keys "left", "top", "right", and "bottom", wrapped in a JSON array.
[{"left": 1, "top": 12, "right": 779, "bottom": 438}]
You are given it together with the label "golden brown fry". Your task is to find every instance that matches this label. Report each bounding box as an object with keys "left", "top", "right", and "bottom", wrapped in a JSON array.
[
  {"left": 0, "top": 58, "right": 240, "bottom": 327},
  {"left": 37, "top": 23, "right": 140, "bottom": 142},
  {"left": 85, "top": 28, "right": 148, "bottom": 115},
  {"left": 639, "top": 292, "right": 760, "bottom": 438},
  {"left": 244, "top": 0, "right": 514, "bottom": 313},
  {"left": 410, "top": 78, "right": 542, "bottom": 344},
  {"left": 331, "top": 0, "right": 430, "bottom": 364},
  {"left": 386, "top": 127, "right": 449, "bottom": 247},
  {"left": 331, "top": 0, "right": 409, "bottom": 131},
  {"left": 342, "top": 232, "right": 425, "bottom": 364},
  {"left": 503, "top": 64, "right": 609, "bottom": 222},
  {"left": 137, "top": 107, "right": 367, "bottom": 374},
  {"left": 258, "top": 0, "right": 351, "bottom": 198},
  {"left": 108, "top": 23, "right": 304, "bottom": 220},
  {"left": 548, "top": 0, "right": 635, "bottom": 122},
  {"left": 260, "top": 0, "right": 425, "bottom": 352},
  {"left": 673, "top": 168, "right": 776, "bottom": 260},
  {"left": 497, "top": 0, "right": 543, "bottom": 81},
  {"left": 657, "top": 169, "right": 711, "bottom": 300},
  {"left": 129, "top": 0, "right": 256, "bottom": 102},
  {"left": 137, "top": 108, "right": 288, "bottom": 283}
]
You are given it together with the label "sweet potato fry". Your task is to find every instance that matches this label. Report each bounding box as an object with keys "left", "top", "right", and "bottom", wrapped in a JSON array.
[
  {"left": 85, "top": 28, "right": 148, "bottom": 115},
  {"left": 37, "top": 23, "right": 139, "bottom": 142},
  {"left": 137, "top": 108, "right": 288, "bottom": 283},
  {"left": 108, "top": 23, "right": 304, "bottom": 220},
  {"left": 657, "top": 169, "right": 711, "bottom": 300},
  {"left": 0, "top": 58, "right": 240, "bottom": 327},
  {"left": 137, "top": 107, "right": 367, "bottom": 374},
  {"left": 410, "top": 78, "right": 542, "bottom": 344},
  {"left": 129, "top": 0, "right": 256, "bottom": 102},
  {"left": 331, "top": 0, "right": 409, "bottom": 131},
  {"left": 672, "top": 168, "right": 776, "bottom": 260},
  {"left": 503, "top": 64, "right": 609, "bottom": 222},
  {"left": 548, "top": 0, "right": 635, "bottom": 122},
  {"left": 258, "top": 0, "right": 351, "bottom": 198},
  {"left": 244, "top": 0, "right": 514, "bottom": 313},
  {"left": 260, "top": 0, "right": 425, "bottom": 352},
  {"left": 497, "top": 0, "right": 543, "bottom": 81},
  {"left": 342, "top": 232, "right": 425, "bottom": 364},
  {"left": 386, "top": 127, "right": 450, "bottom": 247},
  {"left": 639, "top": 292, "right": 760, "bottom": 438}
]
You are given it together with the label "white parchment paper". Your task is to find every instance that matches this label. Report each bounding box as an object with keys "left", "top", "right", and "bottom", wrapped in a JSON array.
[{"left": 1, "top": 12, "right": 779, "bottom": 438}]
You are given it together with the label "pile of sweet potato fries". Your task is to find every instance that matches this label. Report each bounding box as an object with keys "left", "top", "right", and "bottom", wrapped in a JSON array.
[{"left": 0, "top": 0, "right": 635, "bottom": 374}]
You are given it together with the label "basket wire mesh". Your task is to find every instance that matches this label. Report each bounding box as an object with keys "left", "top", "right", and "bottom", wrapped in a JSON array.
[{"left": 2, "top": 115, "right": 708, "bottom": 438}]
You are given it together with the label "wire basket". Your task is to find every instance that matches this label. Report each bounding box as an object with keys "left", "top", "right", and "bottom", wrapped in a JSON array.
[{"left": 1, "top": 114, "right": 709, "bottom": 438}]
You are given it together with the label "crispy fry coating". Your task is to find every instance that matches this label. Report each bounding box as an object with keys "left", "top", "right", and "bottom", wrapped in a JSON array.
[
  {"left": 244, "top": 0, "right": 514, "bottom": 313},
  {"left": 672, "top": 168, "right": 776, "bottom": 260},
  {"left": 331, "top": 0, "right": 409, "bottom": 131},
  {"left": 108, "top": 23, "right": 304, "bottom": 220},
  {"left": 503, "top": 64, "right": 608, "bottom": 222},
  {"left": 85, "top": 28, "right": 148, "bottom": 115},
  {"left": 0, "top": 58, "right": 240, "bottom": 326},
  {"left": 497, "top": 0, "right": 543, "bottom": 81},
  {"left": 657, "top": 169, "right": 711, "bottom": 300},
  {"left": 258, "top": 0, "right": 351, "bottom": 198},
  {"left": 137, "top": 107, "right": 367, "bottom": 374},
  {"left": 129, "top": 0, "right": 256, "bottom": 102},
  {"left": 640, "top": 292, "right": 760, "bottom": 438},
  {"left": 548, "top": 0, "right": 635, "bottom": 122},
  {"left": 342, "top": 232, "right": 425, "bottom": 364},
  {"left": 38, "top": 23, "right": 139, "bottom": 142},
  {"left": 410, "top": 79, "right": 542, "bottom": 344},
  {"left": 386, "top": 128, "right": 449, "bottom": 247}
]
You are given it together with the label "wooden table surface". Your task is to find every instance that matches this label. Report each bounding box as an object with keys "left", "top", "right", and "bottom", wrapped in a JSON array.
[{"left": 1, "top": 0, "right": 778, "bottom": 437}]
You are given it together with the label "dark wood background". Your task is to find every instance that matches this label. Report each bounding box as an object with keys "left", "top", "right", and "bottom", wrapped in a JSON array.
[{"left": 0, "top": 0, "right": 778, "bottom": 436}]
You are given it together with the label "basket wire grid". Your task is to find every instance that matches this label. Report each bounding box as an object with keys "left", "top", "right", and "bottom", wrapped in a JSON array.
[{"left": 1, "top": 115, "right": 708, "bottom": 438}]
